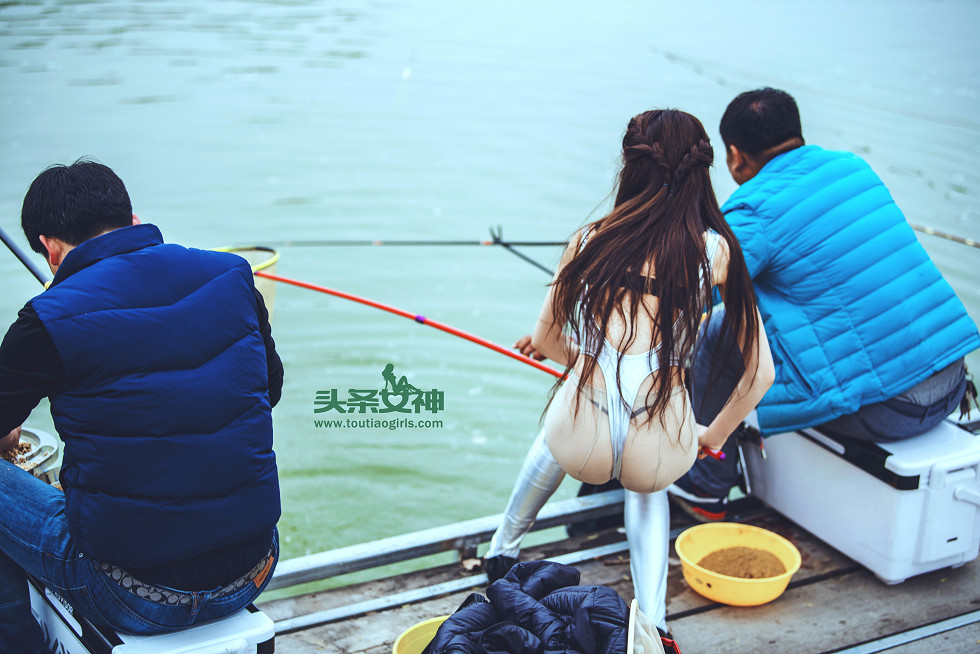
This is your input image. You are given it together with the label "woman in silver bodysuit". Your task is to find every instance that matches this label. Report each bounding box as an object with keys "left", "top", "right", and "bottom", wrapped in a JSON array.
[{"left": 484, "top": 109, "right": 775, "bottom": 630}]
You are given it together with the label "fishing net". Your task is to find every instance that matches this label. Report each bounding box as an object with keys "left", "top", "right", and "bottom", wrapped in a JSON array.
[{"left": 213, "top": 246, "right": 280, "bottom": 321}]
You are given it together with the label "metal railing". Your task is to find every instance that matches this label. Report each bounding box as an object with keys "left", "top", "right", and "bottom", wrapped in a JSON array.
[{"left": 266, "top": 488, "right": 625, "bottom": 592}]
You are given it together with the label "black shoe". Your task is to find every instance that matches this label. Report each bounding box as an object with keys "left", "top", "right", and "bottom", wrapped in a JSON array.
[
  {"left": 482, "top": 555, "right": 518, "bottom": 583},
  {"left": 667, "top": 477, "right": 728, "bottom": 522}
]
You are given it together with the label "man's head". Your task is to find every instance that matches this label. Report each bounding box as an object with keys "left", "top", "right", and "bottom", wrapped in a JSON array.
[
  {"left": 22, "top": 160, "right": 136, "bottom": 272},
  {"left": 719, "top": 88, "right": 804, "bottom": 184}
]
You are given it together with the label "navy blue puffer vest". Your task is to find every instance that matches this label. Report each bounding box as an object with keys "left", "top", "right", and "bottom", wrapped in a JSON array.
[{"left": 30, "top": 224, "right": 280, "bottom": 568}]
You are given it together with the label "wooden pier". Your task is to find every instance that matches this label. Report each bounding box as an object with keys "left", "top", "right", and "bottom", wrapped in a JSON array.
[{"left": 257, "top": 494, "right": 980, "bottom": 653}]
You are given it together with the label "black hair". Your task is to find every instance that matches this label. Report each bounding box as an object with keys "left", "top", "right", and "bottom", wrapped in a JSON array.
[
  {"left": 21, "top": 158, "right": 133, "bottom": 254},
  {"left": 719, "top": 88, "right": 804, "bottom": 155},
  {"left": 549, "top": 109, "right": 760, "bottom": 430}
]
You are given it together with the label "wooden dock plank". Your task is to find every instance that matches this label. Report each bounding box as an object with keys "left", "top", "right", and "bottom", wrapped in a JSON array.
[
  {"left": 668, "top": 557, "right": 979, "bottom": 654},
  {"left": 261, "top": 509, "right": 853, "bottom": 624},
  {"left": 263, "top": 509, "right": 978, "bottom": 653},
  {"left": 265, "top": 530, "right": 637, "bottom": 653},
  {"left": 665, "top": 511, "right": 857, "bottom": 615}
]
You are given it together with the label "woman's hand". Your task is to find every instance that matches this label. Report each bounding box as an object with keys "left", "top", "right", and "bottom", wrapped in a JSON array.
[
  {"left": 696, "top": 423, "right": 726, "bottom": 460},
  {"left": 513, "top": 334, "right": 547, "bottom": 361}
]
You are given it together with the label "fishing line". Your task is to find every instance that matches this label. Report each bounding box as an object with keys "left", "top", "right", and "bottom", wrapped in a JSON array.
[
  {"left": 254, "top": 270, "right": 564, "bottom": 379},
  {"left": 656, "top": 48, "right": 980, "bottom": 133}
]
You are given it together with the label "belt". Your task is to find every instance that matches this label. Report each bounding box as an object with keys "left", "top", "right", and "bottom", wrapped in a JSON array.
[
  {"left": 883, "top": 392, "right": 957, "bottom": 421},
  {"left": 98, "top": 547, "right": 275, "bottom": 605}
]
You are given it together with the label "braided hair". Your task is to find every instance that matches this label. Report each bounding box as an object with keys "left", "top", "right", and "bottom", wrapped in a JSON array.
[{"left": 550, "top": 109, "right": 759, "bottom": 431}]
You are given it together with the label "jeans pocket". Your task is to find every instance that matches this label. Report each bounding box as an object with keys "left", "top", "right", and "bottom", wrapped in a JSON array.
[
  {"left": 79, "top": 573, "right": 180, "bottom": 635},
  {"left": 195, "top": 534, "right": 280, "bottom": 624}
]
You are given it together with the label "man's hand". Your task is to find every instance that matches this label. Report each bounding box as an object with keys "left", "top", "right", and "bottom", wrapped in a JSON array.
[
  {"left": 513, "top": 334, "right": 547, "bottom": 361},
  {"left": 0, "top": 426, "right": 22, "bottom": 452}
]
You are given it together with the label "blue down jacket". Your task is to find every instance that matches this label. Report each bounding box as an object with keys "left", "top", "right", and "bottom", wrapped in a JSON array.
[
  {"left": 723, "top": 145, "right": 979, "bottom": 433},
  {"left": 30, "top": 224, "right": 280, "bottom": 568},
  {"left": 425, "top": 561, "right": 627, "bottom": 653}
]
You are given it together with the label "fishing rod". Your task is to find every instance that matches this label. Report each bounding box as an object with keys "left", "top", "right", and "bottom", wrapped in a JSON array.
[
  {"left": 488, "top": 226, "right": 554, "bottom": 276},
  {"left": 0, "top": 226, "right": 49, "bottom": 286},
  {"left": 909, "top": 223, "right": 979, "bottom": 250},
  {"left": 0, "top": 232, "right": 563, "bottom": 378},
  {"left": 255, "top": 238, "right": 568, "bottom": 248},
  {"left": 257, "top": 227, "right": 559, "bottom": 276},
  {"left": 257, "top": 222, "right": 979, "bottom": 252},
  {"left": 254, "top": 270, "right": 564, "bottom": 379},
  {"left": 255, "top": 227, "right": 560, "bottom": 276}
]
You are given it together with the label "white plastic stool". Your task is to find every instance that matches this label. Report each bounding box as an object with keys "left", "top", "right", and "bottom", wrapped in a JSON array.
[{"left": 29, "top": 575, "right": 275, "bottom": 654}]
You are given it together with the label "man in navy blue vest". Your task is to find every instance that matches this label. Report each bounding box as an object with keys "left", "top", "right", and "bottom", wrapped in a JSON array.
[
  {"left": 0, "top": 160, "right": 284, "bottom": 652},
  {"left": 669, "top": 88, "right": 979, "bottom": 521}
]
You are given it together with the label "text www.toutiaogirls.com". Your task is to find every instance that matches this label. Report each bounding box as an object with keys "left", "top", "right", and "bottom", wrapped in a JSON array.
[{"left": 313, "top": 418, "right": 444, "bottom": 430}]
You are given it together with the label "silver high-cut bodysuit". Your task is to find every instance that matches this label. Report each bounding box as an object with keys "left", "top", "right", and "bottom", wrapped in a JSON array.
[
  {"left": 486, "top": 229, "right": 722, "bottom": 629},
  {"left": 577, "top": 227, "right": 720, "bottom": 480}
]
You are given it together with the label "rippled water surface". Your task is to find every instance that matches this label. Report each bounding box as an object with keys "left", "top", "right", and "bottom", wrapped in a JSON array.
[{"left": 2, "top": 0, "right": 978, "bottom": 585}]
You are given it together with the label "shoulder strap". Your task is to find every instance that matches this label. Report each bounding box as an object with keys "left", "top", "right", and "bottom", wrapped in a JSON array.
[{"left": 705, "top": 231, "right": 721, "bottom": 267}]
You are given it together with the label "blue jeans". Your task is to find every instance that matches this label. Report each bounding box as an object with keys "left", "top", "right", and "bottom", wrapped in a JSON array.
[
  {"left": 681, "top": 309, "right": 966, "bottom": 498},
  {"left": 0, "top": 460, "right": 278, "bottom": 654},
  {"left": 817, "top": 372, "right": 965, "bottom": 442}
]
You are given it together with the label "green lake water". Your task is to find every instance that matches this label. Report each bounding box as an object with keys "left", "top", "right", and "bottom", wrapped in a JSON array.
[{"left": 1, "top": 0, "right": 978, "bottom": 592}]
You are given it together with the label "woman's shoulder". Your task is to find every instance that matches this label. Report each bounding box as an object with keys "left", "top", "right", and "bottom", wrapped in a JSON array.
[
  {"left": 702, "top": 229, "right": 723, "bottom": 256},
  {"left": 553, "top": 227, "right": 587, "bottom": 273},
  {"left": 703, "top": 229, "right": 728, "bottom": 250},
  {"left": 703, "top": 230, "right": 730, "bottom": 283}
]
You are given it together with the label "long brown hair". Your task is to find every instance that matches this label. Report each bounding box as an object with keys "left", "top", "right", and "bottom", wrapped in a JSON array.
[{"left": 551, "top": 109, "right": 758, "bottom": 427}]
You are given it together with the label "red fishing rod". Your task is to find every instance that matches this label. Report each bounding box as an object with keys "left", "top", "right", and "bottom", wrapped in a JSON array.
[{"left": 255, "top": 270, "right": 564, "bottom": 379}]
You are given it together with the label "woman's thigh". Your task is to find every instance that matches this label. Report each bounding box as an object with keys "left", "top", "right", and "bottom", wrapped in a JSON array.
[
  {"left": 621, "top": 387, "right": 697, "bottom": 493},
  {"left": 544, "top": 379, "right": 614, "bottom": 484}
]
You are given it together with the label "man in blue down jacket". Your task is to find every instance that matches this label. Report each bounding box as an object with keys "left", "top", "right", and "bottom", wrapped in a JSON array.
[
  {"left": 0, "top": 161, "right": 283, "bottom": 653},
  {"left": 669, "top": 88, "right": 980, "bottom": 521}
]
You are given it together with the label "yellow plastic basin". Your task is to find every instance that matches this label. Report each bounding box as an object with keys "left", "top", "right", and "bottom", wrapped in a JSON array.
[
  {"left": 675, "top": 522, "right": 801, "bottom": 606},
  {"left": 392, "top": 616, "right": 449, "bottom": 654}
]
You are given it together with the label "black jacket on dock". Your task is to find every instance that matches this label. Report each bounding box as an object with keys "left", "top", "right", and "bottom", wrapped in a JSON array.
[{"left": 425, "top": 561, "right": 627, "bottom": 653}]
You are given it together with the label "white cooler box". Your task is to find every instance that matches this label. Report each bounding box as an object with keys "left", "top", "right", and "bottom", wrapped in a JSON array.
[{"left": 740, "top": 419, "right": 980, "bottom": 584}]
